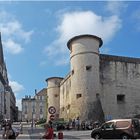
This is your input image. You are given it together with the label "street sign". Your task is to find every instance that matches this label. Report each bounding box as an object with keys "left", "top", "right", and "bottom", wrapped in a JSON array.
[
  {"left": 49, "top": 114, "right": 55, "bottom": 120},
  {"left": 48, "top": 106, "right": 56, "bottom": 114}
]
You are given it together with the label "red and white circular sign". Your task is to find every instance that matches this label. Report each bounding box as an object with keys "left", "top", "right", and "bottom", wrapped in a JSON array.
[
  {"left": 48, "top": 106, "right": 56, "bottom": 114},
  {"left": 49, "top": 114, "right": 55, "bottom": 120}
]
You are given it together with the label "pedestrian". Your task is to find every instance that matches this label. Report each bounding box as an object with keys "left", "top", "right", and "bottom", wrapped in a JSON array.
[
  {"left": 72, "top": 119, "right": 76, "bottom": 129},
  {"left": 81, "top": 121, "right": 85, "bottom": 130},
  {"left": 48, "top": 120, "right": 53, "bottom": 128},
  {"left": 2, "top": 122, "right": 16, "bottom": 139},
  {"left": 19, "top": 122, "right": 23, "bottom": 134},
  {"left": 42, "top": 123, "right": 54, "bottom": 139},
  {"left": 76, "top": 117, "right": 80, "bottom": 130}
]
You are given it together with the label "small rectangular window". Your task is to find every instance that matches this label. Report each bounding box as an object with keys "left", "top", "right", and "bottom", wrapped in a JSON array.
[
  {"left": 71, "top": 70, "right": 74, "bottom": 75},
  {"left": 96, "top": 93, "right": 100, "bottom": 99},
  {"left": 54, "top": 94, "right": 58, "bottom": 97},
  {"left": 67, "top": 104, "right": 70, "bottom": 109},
  {"left": 117, "top": 94, "right": 125, "bottom": 103},
  {"left": 62, "top": 107, "right": 65, "bottom": 111},
  {"left": 76, "top": 94, "right": 82, "bottom": 99},
  {"left": 86, "top": 65, "right": 92, "bottom": 71}
]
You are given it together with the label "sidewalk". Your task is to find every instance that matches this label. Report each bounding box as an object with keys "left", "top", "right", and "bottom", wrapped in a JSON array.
[
  {"left": 17, "top": 127, "right": 30, "bottom": 139},
  {"left": 17, "top": 126, "right": 44, "bottom": 139}
]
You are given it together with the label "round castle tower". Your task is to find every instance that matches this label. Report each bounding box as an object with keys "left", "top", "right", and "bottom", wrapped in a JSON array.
[
  {"left": 67, "top": 34, "right": 103, "bottom": 121},
  {"left": 46, "top": 77, "right": 63, "bottom": 121}
]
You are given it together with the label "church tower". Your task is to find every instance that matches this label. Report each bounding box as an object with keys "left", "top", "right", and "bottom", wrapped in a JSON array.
[
  {"left": 0, "top": 33, "right": 8, "bottom": 84},
  {"left": 0, "top": 32, "right": 4, "bottom": 66}
]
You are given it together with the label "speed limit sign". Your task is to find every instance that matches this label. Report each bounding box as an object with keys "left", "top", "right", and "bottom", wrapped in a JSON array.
[{"left": 48, "top": 106, "right": 56, "bottom": 114}]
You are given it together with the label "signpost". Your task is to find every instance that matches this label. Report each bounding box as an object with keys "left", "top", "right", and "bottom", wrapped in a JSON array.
[
  {"left": 48, "top": 106, "right": 56, "bottom": 122},
  {"left": 48, "top": 106, "right": 56, "bottom": 114},
  {"left": 49, "top": 114, "right": 55, "bottom": 120}
]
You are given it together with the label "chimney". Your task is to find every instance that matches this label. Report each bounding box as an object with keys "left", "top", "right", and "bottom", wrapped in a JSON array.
[{"left": 35, "top": 89, "right": 37, "bottom": 95}]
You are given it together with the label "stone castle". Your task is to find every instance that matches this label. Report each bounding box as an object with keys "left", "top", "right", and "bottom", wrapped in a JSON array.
[{"left": 46, "top": 34, "right": 140, "bottom": 122}]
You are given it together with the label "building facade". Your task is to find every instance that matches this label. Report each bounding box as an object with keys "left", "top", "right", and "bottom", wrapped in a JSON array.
[
  {"left": 46, "top": 34, "right": 140, "bottom": 123},
  {"left": 0, "top": 33, "right": 16, "bottom": 121},
  {"left": 22, "top": 89, "right": 47, "bottom": 121},
  {"left": 18, "top": 110, "right": 22, "bottom": 122},
  {"left": 5, "top": 86, "right": 17, "bottom": 121}
]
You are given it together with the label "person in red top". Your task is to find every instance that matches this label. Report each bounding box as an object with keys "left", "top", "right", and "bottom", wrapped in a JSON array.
[{"left": 42, "top": 123, "right": 54, "bottom": 139}]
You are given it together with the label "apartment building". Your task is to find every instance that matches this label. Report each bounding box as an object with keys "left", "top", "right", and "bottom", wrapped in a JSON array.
[
  {"left": 22, "top": 89, "right": 47, "bottom": 121},
  {"left": 0, "top": 33, "right": 16, "bottom": 121}
]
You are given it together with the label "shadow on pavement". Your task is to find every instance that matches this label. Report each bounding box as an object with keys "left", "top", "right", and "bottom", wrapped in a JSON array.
[{"left": 28, "top": 128, "right": 44, "bottom": 139}]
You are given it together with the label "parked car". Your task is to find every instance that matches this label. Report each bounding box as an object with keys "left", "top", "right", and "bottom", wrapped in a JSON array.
[{"left": 91, "top": 118, "right": 140, "bottom": 139}]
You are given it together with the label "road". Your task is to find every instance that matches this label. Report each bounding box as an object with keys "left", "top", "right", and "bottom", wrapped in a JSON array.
[{"left": 0, "top": 122, "right": 92, "bottom": 139}]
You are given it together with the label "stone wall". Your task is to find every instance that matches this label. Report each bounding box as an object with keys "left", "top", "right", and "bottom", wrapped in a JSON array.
[
  {"left": 100, "top": 54, "right": 140, "bottom": 120},
  {"left": 59, "top": 73, "right": 71, "bottom": 120},
  {"left": 46, "top": 35, "right": 140, "bottom": 122}
]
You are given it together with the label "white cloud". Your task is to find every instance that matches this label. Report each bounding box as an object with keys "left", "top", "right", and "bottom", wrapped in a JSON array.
[
  {"left": 9, "top": 80, "right": 24, "bottom": 94},
  {"left": 100, "top": 47, "right": 111, "bottom": 54},
  {"left": 45, "top": 10, "right": 121, "bottom": 65},
  {"left": 9, "top": 80, "right": 24, "bottom": 110},
  {"left": 131, "top": 9, "right": 140, "bottom": 31},
  {"left": 1, "top": 20, "right": 33, "bottom": 43},
  {"left": 40, "top": 61, "right": 47, "bottom": 66},
  {"left": 0, "top": 10, "right": 33, "bottom": 54},
  {"left": 3, "top": 39, "right": 23, "bottom": 54},
  {"left": 106, "top": 1, "right": 128, "bottom": 15},
  {"left": 132, "top": 9, "right": 140, "bottom": 20},
  {"left": 8, "top": 73, "right": 12, "bottom": 80},
  {"left": 58, "top": 11, "right": 121, "bottom": 43},
  {"left": 56, "top": 57, "right": 70, "bottom": 66}
]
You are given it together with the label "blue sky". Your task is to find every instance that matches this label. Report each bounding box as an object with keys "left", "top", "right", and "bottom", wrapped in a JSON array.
[{"left": 0, "top": 1, "right": 140, "bottom": 110}]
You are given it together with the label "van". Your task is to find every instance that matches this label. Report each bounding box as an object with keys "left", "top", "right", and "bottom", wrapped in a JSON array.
[{"left": 91, "top": 118, "right": 140, "bottom": 139}]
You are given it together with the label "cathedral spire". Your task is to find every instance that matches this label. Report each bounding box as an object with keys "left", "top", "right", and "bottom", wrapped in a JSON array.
[{"left": 0, "top": 32, "right": 4, "bottom": 65}]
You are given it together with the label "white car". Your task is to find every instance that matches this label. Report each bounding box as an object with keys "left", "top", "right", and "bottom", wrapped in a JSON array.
[{"left": 12, "top": 127, "right": 20, "bottom": 137}]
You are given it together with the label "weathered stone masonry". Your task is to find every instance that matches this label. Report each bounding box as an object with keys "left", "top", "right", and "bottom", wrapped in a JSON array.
[{"left": 46, "top": 34, "right": 140, "bottom": 122}]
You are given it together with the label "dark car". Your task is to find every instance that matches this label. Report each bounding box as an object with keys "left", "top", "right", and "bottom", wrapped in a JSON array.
[{"left": 91, "top": 118, "right": 140, "bottom": 139}]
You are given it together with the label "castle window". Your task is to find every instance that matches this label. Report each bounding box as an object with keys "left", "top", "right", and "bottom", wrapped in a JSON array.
[
  {"left": 62, "top": 107, "right": 65, "bottom": 111},
  {"left": 117, "top": 94, "right": 125, "bottom": 103},
  {"left": 71, "top": 70, "right": 74, "bottom": 75},
  {"left": 67, "top": 104, "right": 70, "bottom": 109},
  {"left": 86, "top": 65, "right": 92, "bottom": 71},
  {"left": 54, "top": 94, "right": 58, "bottom": 97},
  {"left": 96, "top": 93, "right": 100, "bottom": 99},
  {"left": 76, "top": 94, "right": 82, "bottom": 99}
]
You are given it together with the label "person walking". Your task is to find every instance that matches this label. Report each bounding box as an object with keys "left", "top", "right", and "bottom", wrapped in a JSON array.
[
  {"left": 2, "top": 123, "right": 16, "bottom": 139},
  {"left": 72, "top": 119, "right": 76, "bottom": 129},
  {"left": 76, "top": 117, "right": 80, "bottom": 130},
  {"left": 19, "top": 122, "right": 23, "bottom": 134},
  {"left": 42, "top": 123, "right": 54, "bottom": 139}
]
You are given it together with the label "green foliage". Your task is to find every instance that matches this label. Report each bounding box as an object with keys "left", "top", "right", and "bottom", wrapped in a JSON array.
[
  {"left": 53, "top": 119, "right": 68, "bottom": 125},
  {"left": 36, "top": 118, "right": 46, "bottom": 125}
]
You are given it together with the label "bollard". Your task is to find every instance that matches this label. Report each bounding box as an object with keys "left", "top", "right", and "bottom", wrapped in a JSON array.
[{"left": 58, "top": 130, "right": 63, "bottom": 139}]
